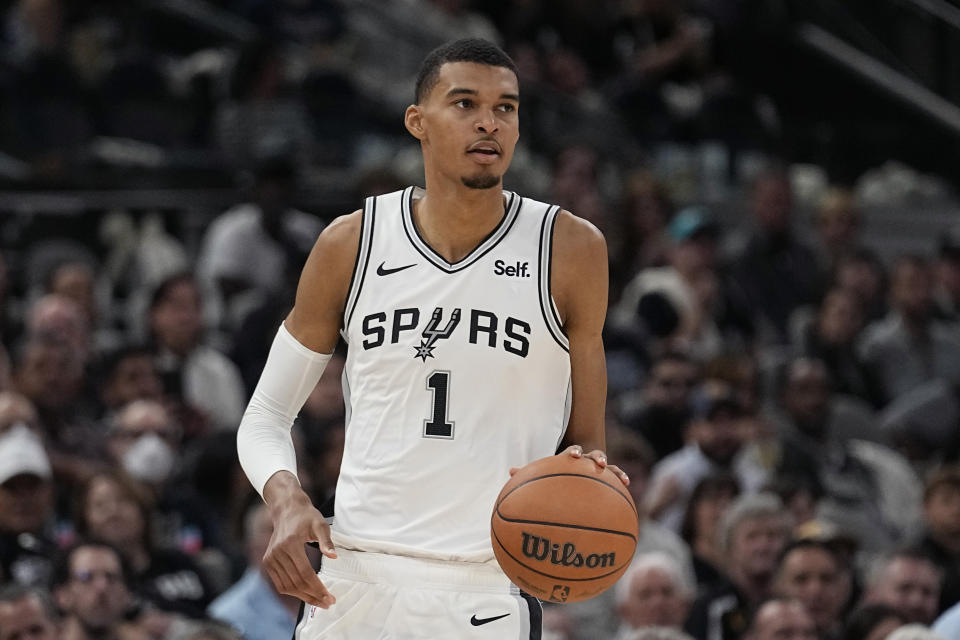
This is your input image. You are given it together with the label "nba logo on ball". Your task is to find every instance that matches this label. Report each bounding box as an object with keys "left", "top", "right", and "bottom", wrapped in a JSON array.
[{"left": 491, "top": 454, "right": 638, "bottom": 603}]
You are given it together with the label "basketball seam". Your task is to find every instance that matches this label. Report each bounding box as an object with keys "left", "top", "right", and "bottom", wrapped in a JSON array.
[
  {"left": 491, "top": 529, "right": 632, "bottom": 583},
  {"left": 493, "top": 511, "right": 638, "bottom": 542},
  {"left": 497, "top": 472, "right": 638, "bottom": 518}
]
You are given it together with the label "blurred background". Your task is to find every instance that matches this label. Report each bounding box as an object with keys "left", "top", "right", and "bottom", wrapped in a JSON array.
[{"left": 3, "top": 1, "right": 960, "bottom": 640}]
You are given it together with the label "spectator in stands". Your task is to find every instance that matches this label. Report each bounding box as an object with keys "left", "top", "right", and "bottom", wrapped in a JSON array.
[
  {"left": 774, "top": 357, "right": 922, "bottom": 550},
  {"left": 616, "top": 206, "right": 751, "bottom": 364},
  {"left": 685, "top": 493, "right": 792, "bottom": 640},
  {"left": 613, "top": 169, "right": 674, "bottom": 293},
  {"left": 45, "top": 259, "right": 121, "bottom": 355},
  {"left": 0, "top": 423, "right": 56, "bottom": 588},
  {"left": 833, "top": 248, "right": 888, "bottom": 324},
  {"left": 0, "top": 584, "right": 58, "bottom": 640},
  {"left": 617, "top": 351, "right": 699, "bottom": 460},
  {"left": 5, "top": 0, "right": 93, "bottom": 168},
  {"left": 208, "top": 501, "right": 299, "bottom": 640},
  {"left": 614, "top": 552, "right": 694, "bottom": 639},
  {"left": 934, "top": 224, "right": 960, "bottom": 323},
  {"left": 607, "top": 0, "right": 713, "bottom": 141},
  {"left": 75, "top": 470, "right": 214, "bottom": 618},
  {"left": 97, "top": 345, "right": 164, "bottom": 417},
  {"left": 647, "top": 381, "right": 767, "bottom": 532},
  {"left": 743, "top": 598, "right": 818, "bottom": 640},
  {"left": 815, "top": 187, "right": 864, "bottom": 277},
  {"left": 213, "top": 40, "right": 315, "bottom": 169},
  {"left": 549, "top": 145, "right": 610, "bottom": 235},
  {"left": 771, "top": 539, "right": 851, "bottom": 638},
  {"left": 794, "top": 287, "right": 881, "bottom": 406},
  {"left": 0, "top": 390, "right": 39, "bottom": 435},
  {"left": 26, "top": 294, "right": 91, "bottom": 370},
  {"left": 104, "top": 399, "right": 219, "bottom": 557},
  {"left": 198, "top": 153, "right": 322, "bottom": 332},
  {"left": 51, "top": 541, "right": 135, "bottom": 640},
  {"left": 860, "top": 255, "right": 960, "bottom": 404},
  {"left": 104, "top": 400, "right": 181, "bottom": 488},
  {"left": 916, "top": 466, "right": 960, "bottom": 613},
  {"left": 148, "top": 272, "right": 245, "bottom": 433},
  {"left": 863, "top": 549, "right": 942, "bottom": 625},
  {"left": 11, "top": 333, "right": 102, "bottom": 485},
  {"left": 843, "top": 604, "right": 905, "bottom": 640},
  {"left": 680, "top": 473, "right": 741, "bottom": 592},
  {"left": 728, "top": 167, "right": 821, "bottom": 344}
]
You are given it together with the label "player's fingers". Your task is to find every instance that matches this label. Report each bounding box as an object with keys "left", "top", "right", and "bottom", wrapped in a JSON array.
[
  {"left": 508, "top": 467, "right": 519, "bottom": 476},
  {"left": 280, "top": 545, "right": 336, "bottom": 608},
  {"left": 264, "top": 555, "right": 301, "bottom": 600},
  {"left": 313, "top": 522, "right": 338, "bottom": 559},
  {"left": 562, "top": 444, "right": 583, "bottom": 458},
  {"left": 583, "top": 449, "right": 608, "bottom": 468},
  {"left": 607, "top": 464, "right": 630, "bottom": 486}
]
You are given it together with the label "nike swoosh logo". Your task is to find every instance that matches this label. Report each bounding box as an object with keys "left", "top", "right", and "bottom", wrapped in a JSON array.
[
  {"left": 470, "top": 613, "right": 510, "bottom": 626},
  {"left": 376, "top": 261, "right": 417, "bottom": 276}
]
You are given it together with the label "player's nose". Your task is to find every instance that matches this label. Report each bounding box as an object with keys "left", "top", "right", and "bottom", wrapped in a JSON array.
[{"left": 474, "top": 111, "right": 498, "bottom": 134}]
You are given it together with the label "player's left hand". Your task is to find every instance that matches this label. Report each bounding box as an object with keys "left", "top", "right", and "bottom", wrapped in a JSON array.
[
  {"left": 508, "top": 445, "right": 630, "bottom": 486},
  {"left": 562, "top": 444, "right": 630, "bottom": 486}
]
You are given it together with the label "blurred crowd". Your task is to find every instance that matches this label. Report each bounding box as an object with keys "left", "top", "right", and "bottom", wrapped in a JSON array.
[{"left": 2, "top": 1, "right": 960, "bottom": 640}]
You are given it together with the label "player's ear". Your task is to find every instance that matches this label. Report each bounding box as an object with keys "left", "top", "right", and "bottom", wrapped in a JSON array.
[{"left": 404, "top": 104, "right": 425, "bottom": 140}]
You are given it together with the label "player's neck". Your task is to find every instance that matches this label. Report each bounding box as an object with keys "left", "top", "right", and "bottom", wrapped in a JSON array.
[{"left": 414, "top": 181, "right": 506, "bottom": 263}]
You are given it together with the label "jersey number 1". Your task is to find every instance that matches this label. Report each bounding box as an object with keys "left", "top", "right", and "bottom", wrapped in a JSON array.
[{"left": 424, "top": 370, "right": 454, "bottom": 438}]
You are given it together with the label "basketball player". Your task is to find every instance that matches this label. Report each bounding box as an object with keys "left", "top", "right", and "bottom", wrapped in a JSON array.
[{"left": 237, "top": 38, "right": 628, "bottom": 638}]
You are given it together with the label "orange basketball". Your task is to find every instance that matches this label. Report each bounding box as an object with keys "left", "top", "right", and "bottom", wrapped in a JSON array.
[{"left": 490, "top": 454, "right": 638, "bottom": 603}]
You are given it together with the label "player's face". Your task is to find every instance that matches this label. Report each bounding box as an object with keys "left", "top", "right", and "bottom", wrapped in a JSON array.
[{"left": 408, "top": 62, "right": 519, "bottom": 190}]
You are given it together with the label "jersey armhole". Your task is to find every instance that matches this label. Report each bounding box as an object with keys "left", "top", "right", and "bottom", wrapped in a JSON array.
[
  {"left": 538, "top": 205, "right": 570, "bottom": 352},
  {"left": 342, "top": 195, "right": 377, "bottom": 338}
]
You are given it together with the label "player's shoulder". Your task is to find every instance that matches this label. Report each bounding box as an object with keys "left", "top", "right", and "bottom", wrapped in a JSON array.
[
  {"left": 550, "top": 208, "right": 607, "bottom": 263},
  {"left": 315, "top": 208, "right": 363, "bottom": 248}
]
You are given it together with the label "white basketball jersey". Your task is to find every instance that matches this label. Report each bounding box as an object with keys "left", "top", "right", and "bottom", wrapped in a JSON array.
[{"left": 334, "top": 186, "right": 572, "bottom": 562}]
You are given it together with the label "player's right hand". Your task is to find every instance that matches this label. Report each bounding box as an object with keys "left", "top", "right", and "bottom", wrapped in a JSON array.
[{"left": 263, "top": 492, "right": 338, "bottom": 609}]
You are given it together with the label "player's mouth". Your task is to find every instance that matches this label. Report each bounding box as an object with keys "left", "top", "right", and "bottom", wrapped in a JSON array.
[{"left": 467, "top": 142, "right": 501, "bottom": 164}]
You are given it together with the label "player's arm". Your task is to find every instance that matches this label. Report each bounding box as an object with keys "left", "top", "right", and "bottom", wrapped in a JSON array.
[
  {"left": 552, "top": 211, "right": 629, "bottom": 486},
  {"left": 236, "top": 209, "right": 362, "bottom": 609}
]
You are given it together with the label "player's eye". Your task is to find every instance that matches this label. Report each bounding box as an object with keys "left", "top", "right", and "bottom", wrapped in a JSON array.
[
  {"left": 497, "top": 103, "right": 516, "bottom": 113},
  {"left": 454, "top": 99, "right": 473, "bottom": 109}
]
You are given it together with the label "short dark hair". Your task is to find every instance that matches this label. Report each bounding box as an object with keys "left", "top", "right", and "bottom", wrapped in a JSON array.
[
  {"left": 50, "top": 539, "right": 132, "bottom": 591},
  {"left": 148, "top": 271, "right": 196, "bottom": 313},
  {"left": 680, "top": 472, "right": 741, "bottom": 544},
  {"left": 97, "top": 344, "right": 154, "bottom": 384},
  {"left": 414, "top": 38, "right": 518, "bottom": 104},
  {"left": 774, "top": 538, "right": 844, "bottom": 577}
]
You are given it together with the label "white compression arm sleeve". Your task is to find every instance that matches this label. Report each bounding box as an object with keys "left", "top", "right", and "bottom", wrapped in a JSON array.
[{"left": 237, "top": 323, "right": 332, "bottom": 497}]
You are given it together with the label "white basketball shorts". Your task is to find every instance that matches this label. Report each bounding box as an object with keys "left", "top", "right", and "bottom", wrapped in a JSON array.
[{"left": 292, "top": 548, "right": 542, "bottom": 639}]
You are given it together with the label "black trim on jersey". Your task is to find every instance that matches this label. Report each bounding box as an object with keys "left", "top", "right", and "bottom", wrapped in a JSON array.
[
  {"left": 344, "top": 195, "right": 376, "bottom": 328},
  {"left": 520, "top": 591, "right": 542, "bottom": 640},
  {"left": 537, "top": 206, "right": 569, "bottom": 352},
  {"left": 401, "top": 186, "right": 521, "bottom": 273},
  {"left": 292, "top": 601, "right": 305, "bottom": 640}
]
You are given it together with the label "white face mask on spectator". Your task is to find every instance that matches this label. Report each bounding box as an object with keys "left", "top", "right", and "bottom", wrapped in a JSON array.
[{"left": 122, "top": 433, "right": 175, "bottom": 484}]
